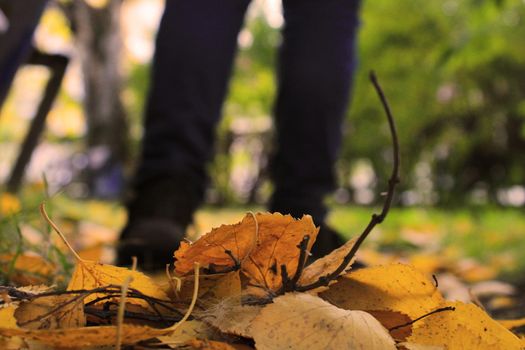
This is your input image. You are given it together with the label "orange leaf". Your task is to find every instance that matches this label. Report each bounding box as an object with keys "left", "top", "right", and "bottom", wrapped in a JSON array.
[
  {"left": 298, "top": 236, "right": 358, "bottom": 287},
  {"left": 240, "top": 213, "right": 318, "bottom": 292},
  {"left": 174, "top": 213, "right": 259, "bottom": 275}
]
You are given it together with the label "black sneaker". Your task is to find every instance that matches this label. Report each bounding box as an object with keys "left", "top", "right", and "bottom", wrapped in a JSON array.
[
  {"left": 117, "top": 219, "right": 185, "bottom": 271},
  {"left": 116, "top": 177, "right": 200, "bottom": 271}
]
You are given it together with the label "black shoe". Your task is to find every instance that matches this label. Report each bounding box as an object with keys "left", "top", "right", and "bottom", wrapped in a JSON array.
[
  {"left": 117, "top": 218, "right": 185, "bottom": 271},
  {"left": 309, "top": 225, "right": 367, "bottom": 269},
  {"left": 116, "top": 177, "right": 200, "bottom": 271}
]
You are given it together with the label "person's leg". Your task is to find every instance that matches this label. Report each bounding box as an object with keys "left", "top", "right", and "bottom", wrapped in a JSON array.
[
  {"left": 118, "top": 0, "right": 250, "bottom": 269},
  {"left": 269, "top": 0, "right": 361, "bottom": 259}
]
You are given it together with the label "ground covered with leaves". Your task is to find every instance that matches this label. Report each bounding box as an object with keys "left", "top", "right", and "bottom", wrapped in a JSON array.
[{"left": 0, "top": 206, "right": 524, "bottom": 349}]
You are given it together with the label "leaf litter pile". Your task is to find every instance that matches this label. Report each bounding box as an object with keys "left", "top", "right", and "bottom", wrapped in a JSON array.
[{"left": 1, "top": 73, "right": 525, "bottom": 349}]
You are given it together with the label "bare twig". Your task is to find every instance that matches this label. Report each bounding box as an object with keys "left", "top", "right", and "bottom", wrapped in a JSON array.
[
  {"left": 389, "top": 306, "right": 455, "bottom": 332},
  {"left": 297, "top": 71, "right": 400, "bottom": 292}
]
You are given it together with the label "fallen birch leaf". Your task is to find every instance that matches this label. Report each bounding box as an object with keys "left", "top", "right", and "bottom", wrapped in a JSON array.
[
  {"left": 177, "top": 271, "right": 241, "bottom": 305},
  {"left": 250, "top": 293, "right": 396, "bottom": 350},
  {"left": 240, "top": 213, "right": 318, "bottom": 292},
  {"left": 367, "top": 310, "right": 412, "bottom": 341},
  {"left": 156, "top": 320, "right": 214, "bottom": 348},
  {"left": 15, "top": 295, "right": 85, "bottom": 329},
  {"left": 320, "top": 264, "right": 444, "bottom": 319},
  {"left": 0, "top": 305, "right": 18, "bottom": 329},
  {"left": 0, "top": 324, "right": 172, "bottom": 348},
  {"left": 0, "top": 254, "right": 56, "bottom": 286},
  {"left": 185, "top": 339, "right": 253, "bottom": 349},
  {"left": 398, "top": 342, "right": 444, "bottom": 350},
  {"left": 298, "top": 236, "right": 358, "bottom": 286},
  {"left": 202, "top": 302, "right": 262, "bottom": 338},
  {"left": 175, "top": 213, "right": 259, "bottom": 275},
  {"left": 407, "top": 301, "right": 523, "bottom": 350},
  {"left": 67, "top": 260, "right": 169, "bottom": 308},
  {"left": 499, "top": 318, "right": 525, "bottom": 330}
]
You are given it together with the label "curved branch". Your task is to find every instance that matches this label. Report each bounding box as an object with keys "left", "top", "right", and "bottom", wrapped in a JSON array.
[{"left": 297, "top": 71, "right": 400, "bottom": 292}]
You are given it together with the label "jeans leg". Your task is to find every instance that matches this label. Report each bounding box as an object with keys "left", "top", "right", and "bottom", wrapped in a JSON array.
[
  {"left": 269, "top": 0, "right": 361, "bottom": 225},
  {"left": 134, "top": 0, "right": 250, "bottom": 207}
]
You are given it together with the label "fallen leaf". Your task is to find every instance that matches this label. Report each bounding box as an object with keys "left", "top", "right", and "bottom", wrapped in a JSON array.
[
  {"left": 0, "top": 254, "right": 56, "bottom": 286},
  {"left": 0, "top": 193, "right": 21, "bottom": 216},
  {"left": 0, "top": 324, "right": 171, "bottom": 348},
  {"left": 250, "top": 293, "right": 396, "bottom": 350},
  {"left": 407, "top": 301, "right": 523, "bottom": 349},
  {"left": 298, "top": 236, "right": 358, "bottom": 286},
  {"left": 177, "top": 271, "right": 241, "bottom": 306},
  {"left": 398, "top": 342, "right": 444, "bottom": 350},
  {"left": 240, "top": 213, "right": 318, "bottom": 292},
  {"left": 67, "top": 260, "right": 169, "bottom": 308},
  {"left": 498, "top": 318, "right": 525, "bottom": 330},
  {"left": 320, "top": 264, "right": 444, "bottom": 319},
  {"left": 15, "top": 295, "right": 85, "bottom": 329},
  {"left": 0, "top": 305, "right": 18, "bottom": 329},
  {"left": 184, "top": 339, "right": 253, "bottom": 349},
  {"left": 202, "top": 301, "right": 262, "bottom": 338},
  {"left": 367, "top": 310, "right": 412, "bottom": 341},
  {"left": 175, "top": 213, "right": 259, "bottom": 275},
  {"left": 156, "top": 320, "right": 214, "bottom": 348}
]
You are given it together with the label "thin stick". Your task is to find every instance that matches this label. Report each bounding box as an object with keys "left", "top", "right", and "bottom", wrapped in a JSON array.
[
  {"left": 39, "top": 202, "right": 83, "bottom": 262},
  {"left": 116, "top": 275, "right": 133, "bottom": 350},
  {"left": 389, "top": 306, "right": 455, "bottom": 332},
  {"left": 297, "top": 71, "right": 400, "bottom": 292},
  {"left": 164, "top": 262, "right": 200, "bottom": 333}
]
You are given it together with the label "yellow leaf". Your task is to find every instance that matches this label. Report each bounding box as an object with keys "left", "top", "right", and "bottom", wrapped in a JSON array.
[
  {"left": 156, "top": 320, "right": 214, "bottom": 348},
  {"left": 0, "top": 193, "right": 21, "bottom": 216},
  {"left": 0, "top": 324, "right": 171, "bottom": 348},
  {"left": 0, "top": 254, "right": 56, "bottom": 286},
  {"left": 367, "top": 310, "right": 412, "bottom": 341},
  {"left": 250, "top": 293, "right": 396, "bottom": 350},
  {"left": 14, "top": 295, "right": 85, "bottom": 329},
  {"left": 407, "top": 301, "right": 523, "bottom": 350},
  {"left": 499, "top": 318, "right": 525, "bottom": 330},
  {"left": 320, "top": 263, "right": 444, "bottom": 319},
  {"left": 67, "top": 260, "right": 169, "bottom": 308},
  {"left": 0, "top": 305, "right": 18, "bottom": 329},
  {"left": 240, "top": 213, "right": 318, "bottom": 292},
  {"left": 298, "top": 236, "right": 358, "bottom": 287}
]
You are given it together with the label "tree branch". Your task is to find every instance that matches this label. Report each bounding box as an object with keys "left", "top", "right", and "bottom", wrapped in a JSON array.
[{"left": 297, "top": 71, "right": 400, "bottom": 292}]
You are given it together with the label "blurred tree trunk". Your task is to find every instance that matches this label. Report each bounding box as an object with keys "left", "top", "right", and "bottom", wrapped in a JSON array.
[{"left": 72, "top": 0, "right": 128, "bottom": 196}]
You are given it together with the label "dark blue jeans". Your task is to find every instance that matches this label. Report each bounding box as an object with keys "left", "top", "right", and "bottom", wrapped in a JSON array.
[{"left": 135, "top": 0, "right": 361, "bottom": 225}]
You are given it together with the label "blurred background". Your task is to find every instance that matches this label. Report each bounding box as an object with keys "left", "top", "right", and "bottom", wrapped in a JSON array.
[{"left": 1, "top": 0, "right": 525, "bottom": 295}]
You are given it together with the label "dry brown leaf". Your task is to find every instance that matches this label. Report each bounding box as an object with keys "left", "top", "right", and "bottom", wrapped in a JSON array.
[
  {"left": 202, "top": 301, "right": 262, "bottom": 338},
  {"left": 175, "top": 213, "right": 260, "bottom": 275},
  {"left": 240, "top": 213, "right": 318, "bottom": 292},
  {"left": 67, "top": 260, "right": 169, "bottom": 308},
  {"left": 185, "top": 339, "right": 253, "bottom": 350},
  {"left": 156, "top": 320, "right": 214, "bottom": 348},
  {"left": 367, "top": 310, "right": 412, "bottom": 341},
  {"left": 177, "top": 271, "right": 241, "bottom": 305},
  {"left": 320, "top": 263, "right": 444, "bottom": 319},
  {"left": 298, "top": 236, "right": 358, "bottom": 286},
  {"left": 407, "top": 301, "right": 523, "bottom": 349},
  {"left": 0, "top": 324, "right": 172, "bottom": 348},
  {"left": 15, "top": 295, "right": 85, "bottom": 329},
  {"left": 250, "top": 293, "right": 396, "bottom": 350},
  {"left": 0, "top": 254, "right": 56, "bottom": 286}
]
